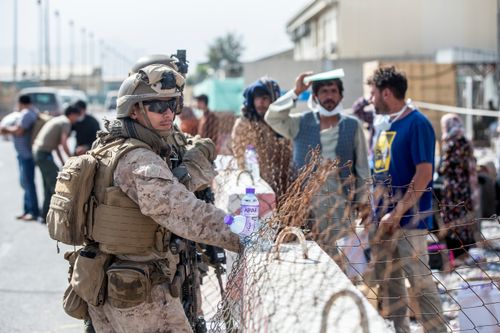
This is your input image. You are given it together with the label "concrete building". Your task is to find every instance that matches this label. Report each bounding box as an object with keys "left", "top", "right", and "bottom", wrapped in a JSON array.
[
  {"left": 287, "top": 0, "right": 496, "bottom": 61},
  {"left": 243, "top": 0, "right": 497, "bottom": 107}
]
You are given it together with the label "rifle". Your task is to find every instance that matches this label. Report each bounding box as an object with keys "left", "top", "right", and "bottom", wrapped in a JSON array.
[
  {"left": 170, "top": 237, "right": 207, "bottom": 333},
  {"left": 167, "top": 188, "right": 223, "bottom": 333},
  {"left": 168, "top": 147, "right": 225, "bottom": 331},
  {"left": 195, "top": 188, "right": 227, "bottom": 297}
]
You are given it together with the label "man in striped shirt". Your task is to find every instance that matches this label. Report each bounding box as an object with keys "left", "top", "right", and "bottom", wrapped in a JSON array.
[{"left": 0, "top": 95, "right": 39, "bottom": 221}]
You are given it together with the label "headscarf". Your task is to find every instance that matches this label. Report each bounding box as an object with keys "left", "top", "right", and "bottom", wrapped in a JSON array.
[
  {"left": 441, "top": 113, "right": 465, "bottom": 141},
  {"left": 440, "top": 113, "right": 480, "bottom": 212},
  {"left": 242, "top": 77, "right": 280, "bottom": 122}
]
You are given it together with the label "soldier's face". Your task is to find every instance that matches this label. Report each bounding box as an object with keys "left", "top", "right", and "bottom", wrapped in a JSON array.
[{"left": 131, "top": 103, "right": 175, "bottom": 131}]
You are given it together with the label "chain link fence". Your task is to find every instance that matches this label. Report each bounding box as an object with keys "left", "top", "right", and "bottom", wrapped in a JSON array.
[{"left": 196, "top": 146, "right": 500, "bottom": 333}]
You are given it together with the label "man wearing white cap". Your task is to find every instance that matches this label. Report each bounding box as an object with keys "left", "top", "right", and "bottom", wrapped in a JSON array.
[{"left": 265, "top": 70, "right": 370, "bottom": 262}]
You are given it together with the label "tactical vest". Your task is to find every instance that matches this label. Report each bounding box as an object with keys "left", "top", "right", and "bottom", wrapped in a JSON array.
[
  {"left": 293, "top": 112, "right": 357, "bottom": 172},
  {"left": 293, "top": 113, "right": 358, "bottom": 195},
  {"left": 89, "top": 138, "right": 172, "bottom": 256}
]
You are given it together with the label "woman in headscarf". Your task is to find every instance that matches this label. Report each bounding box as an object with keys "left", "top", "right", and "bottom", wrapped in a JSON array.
[
  {"left": 231, "top": 77, "right": 292, "bottom": 199},
  {"left": 438, "top": 113, "right": 480, "bottom": 260}
]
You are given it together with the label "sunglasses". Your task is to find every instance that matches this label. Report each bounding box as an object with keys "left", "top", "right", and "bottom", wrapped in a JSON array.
[{"left": 143, "top": 99, "right": 178, "bottom": 114}]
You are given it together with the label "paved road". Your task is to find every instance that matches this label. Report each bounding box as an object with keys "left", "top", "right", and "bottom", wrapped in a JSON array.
[
  {"left": 0, "top": 110, "right": 120, "bottom": 332},
  {"left": 0, "top": 138, "right": 82, "bottom": 333},
  {"left": 0, "top": 110, "right": 224, "bottom": 332}
]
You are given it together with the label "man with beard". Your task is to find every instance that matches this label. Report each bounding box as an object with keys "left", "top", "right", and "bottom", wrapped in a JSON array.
[
  {"left": 367, "top": 66, "right": 446, "bottom": 333},
  {"left": 265, "top": 70, "right": 370, "bottom": 263}
]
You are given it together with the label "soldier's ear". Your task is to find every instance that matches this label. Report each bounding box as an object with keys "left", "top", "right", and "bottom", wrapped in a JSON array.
[{"left": 130, "top": 103, "right": 140, "bottom": 120}]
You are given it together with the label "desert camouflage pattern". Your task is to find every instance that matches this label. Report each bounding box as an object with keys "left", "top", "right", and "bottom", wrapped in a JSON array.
[
  {"left": 182, "top": 142, "right": 217, "bottom": 191},
  {"left": 88, "top": 284, "right": 192, "bottom": 333},
  {"left": 162, "top": 127, "right": 217, "bottom": 192},
  {"left": 113, "top": 147, "right": 239, "bottom": 252},
  {"left": 88, "top": 143, "right": 239, "bottom": 332}
]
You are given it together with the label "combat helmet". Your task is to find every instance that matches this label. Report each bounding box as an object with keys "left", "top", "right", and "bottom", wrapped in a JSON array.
[
  {"left": 129, "top": 51, "right": 189, "bottom": 77},
  {"left": 116, "top": 64, "right": 185, "bottom": 118},
  {"left": 130, "top": 54, "right": 178, "bottom": 76}
]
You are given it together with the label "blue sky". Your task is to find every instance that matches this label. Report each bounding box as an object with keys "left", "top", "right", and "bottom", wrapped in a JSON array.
[{"left": 0, "top": 0, "right": 307, "bottom": 79}]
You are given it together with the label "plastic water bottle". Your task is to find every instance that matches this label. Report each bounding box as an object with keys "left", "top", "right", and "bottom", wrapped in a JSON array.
[
  {"left": 241, "top": 187, "right": 260, "bottom": 232},
  {"left": 244, "top": 144, "right": 260, "bottom": 182},
  {"left": 224, "top": 214, "right": 255, "bottom": 237}
]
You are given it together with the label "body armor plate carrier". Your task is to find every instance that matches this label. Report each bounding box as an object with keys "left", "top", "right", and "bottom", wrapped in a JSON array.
[{"left": 90, "top": 138, "right": 172, "bottom": 256}]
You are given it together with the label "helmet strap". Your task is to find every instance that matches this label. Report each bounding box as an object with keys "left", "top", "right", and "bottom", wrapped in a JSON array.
[{"left": 138, "top": 101, "right": 155, "bottom": 131}]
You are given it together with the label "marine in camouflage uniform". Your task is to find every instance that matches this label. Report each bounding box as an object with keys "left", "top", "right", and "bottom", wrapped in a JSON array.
[
  {"left": 130, "top": 54, "right": 219, "bottom": 320},
  {"left": 87, "top": 63, "right": 240, "bottom": 333}
]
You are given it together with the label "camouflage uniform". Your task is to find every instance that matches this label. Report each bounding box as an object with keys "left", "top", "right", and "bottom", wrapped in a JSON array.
[
  {"left": 89, "top": 147, "right": 239, "bottom": 333},
  {"left": 87, "top": 62, "right": 239, "bottom": 333}
]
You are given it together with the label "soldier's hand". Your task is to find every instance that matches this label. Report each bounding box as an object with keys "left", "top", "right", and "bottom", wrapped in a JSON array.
[
  {"left": 187, "top": 137, "right": 216, "bottom": 162},
  {"left": 294, "top": 71, "right": 313, "bottom": 96}
]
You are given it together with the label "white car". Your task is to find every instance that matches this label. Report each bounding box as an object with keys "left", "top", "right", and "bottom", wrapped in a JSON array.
[
  {"left": 58, "top": 89, "right": 88, "bottom": 107},
  {"left": 18, "top": 87, "right": 64, "bottom": 115},
  {"left": 104, "top": 90, "right": 118, "bottom": 112}
]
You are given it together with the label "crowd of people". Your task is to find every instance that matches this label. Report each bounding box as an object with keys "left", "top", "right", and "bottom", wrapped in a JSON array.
[
  {"left": 1, "top": 97, "right": 100, "bottom": 224},
  {"left": 1, "top": 57, "right": 496, "bottom": 333},
  {"left": 181, "top": 66, "right": 477, "bottom": 332}
]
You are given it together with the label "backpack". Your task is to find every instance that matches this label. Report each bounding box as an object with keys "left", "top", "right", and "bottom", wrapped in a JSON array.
[
  {"left": 31, "top": 112, "right": 53, "bottom": 145},
  {"left": 46, "top": 138, "right": 151, "bottom": 247},
  {"left": 47, "top": 153, "right": 98, "bottom": 246}
]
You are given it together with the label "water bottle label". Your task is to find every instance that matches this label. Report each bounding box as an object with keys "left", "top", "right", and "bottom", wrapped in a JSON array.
[
  {"left": 241, "top": 204, "right": 259, "bottom": 236},
  {"left": 241, "top": 219, "right": 256, "bottom": 236},
  {"left": 241, "top": 205, "right": 258, "bottom": 216}
]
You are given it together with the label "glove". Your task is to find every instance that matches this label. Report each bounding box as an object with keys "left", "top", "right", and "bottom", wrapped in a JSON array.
[
  {"left": 182, "top": 137, "right": 217, "bottom": 192},
  {"left": 188, "top": 136, "right": 216, "bottom": 162}
]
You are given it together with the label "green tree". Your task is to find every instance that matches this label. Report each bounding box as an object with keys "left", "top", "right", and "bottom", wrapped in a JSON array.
[
  {"left": 187, "top": 33, "right": 245, "bottom": 85},
  {"left": 186, "top": 63, "right": 210, "bottom": 86},
  {"left": 207, "top": 32, "right": 244, "bottom": 71}
]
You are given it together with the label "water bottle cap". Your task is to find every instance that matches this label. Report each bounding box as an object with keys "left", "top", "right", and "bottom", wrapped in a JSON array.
[
  {"left": 224, "top": 215, "right": 234, "bottom": 225},
  {"left": 246, "top": 187, "right": 255, "bottom": 194}
]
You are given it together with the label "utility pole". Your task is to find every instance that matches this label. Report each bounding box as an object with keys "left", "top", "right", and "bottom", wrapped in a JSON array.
[
  {"left": 13, "top": 0, "right": 18, "bottom": 85},
  {"left": 89, "top": 32, "right": 94, "bottom": 94},
  {"left": 44, "top": 0, "right": 50, "bottom": 80},
  {"left": 89, "top": 32, "right": 94, "bottom": 72},
  {"left": 38, "top": 0, "right": 43, "bottom": 79},
  {"left": 81, "top": 27, "right": 87, "bottom": 90},
  {"left": 99, "top": 39, "right": 104, "bottom": 72},
  {"left": 55, "top": 10, "right": 61, "bottom": 80},
  {"left": 69, "top": 20, "right": 74, "bottom": 78}
]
